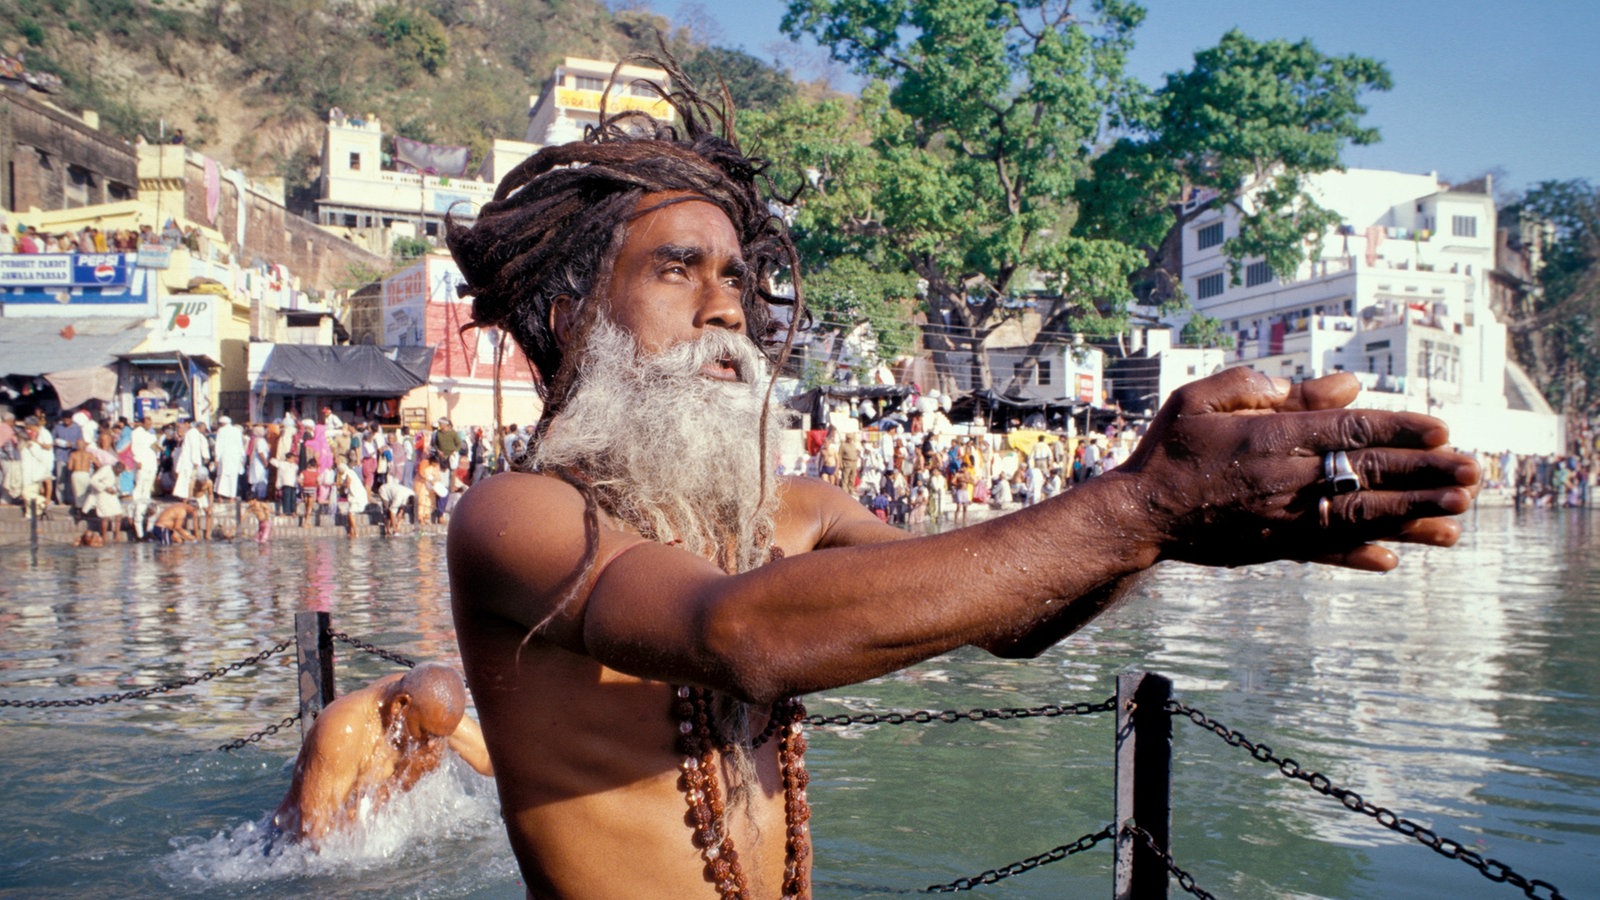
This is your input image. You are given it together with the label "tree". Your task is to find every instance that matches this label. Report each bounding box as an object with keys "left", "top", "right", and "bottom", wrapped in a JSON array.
[
  {"left": 777, "top": 3, "right": 1390, "bottom": 395},
  {"left": 776, "top": 0, "right": 1146, "bottom": 395},
  {"left": 683, "top": 46, "right": 797, "bottom": 111},
  {"left": 1075, "top": 29, "right": 1391, "bottom": 301},
  {"left": 1501, "top": 179, "right": 1600, "bottom": 415}
]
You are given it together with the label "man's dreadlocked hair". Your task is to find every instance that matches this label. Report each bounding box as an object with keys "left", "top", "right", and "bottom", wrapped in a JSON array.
[{"left": 445, "top": 53, "right": 802, "bottom": 440}]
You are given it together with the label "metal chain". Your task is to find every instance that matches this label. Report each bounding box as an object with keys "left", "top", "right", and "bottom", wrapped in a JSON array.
[
  {"left": 0, "top": 639, "right": 295, "bottom": 708},
  {"left": 326, "top": 630, "right": 416, "bottom": 668},
  {"left": 1124, "top": 822, "right": 1217, "bottom": 900},
  {"left": 1167, "top": 700, "right": 1567, "bottom": 900},
  {"left": 807, "top": 696, "right": 1116, "bottom": 728},
  {"left": 922, "top": 824, "right": 1116, "bottom": 893},
  {"left": 216, "top": 713, "right": 302, "bottom": 752}
]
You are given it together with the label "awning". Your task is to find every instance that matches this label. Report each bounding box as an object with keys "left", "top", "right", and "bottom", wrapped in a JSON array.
[
  {"left": 44, "top": 367, "right": 119, "bottom": 408},
  {"left": 258, "top": 344, "right": 432, "bottom": 397},
  {"left": 120, "top": 350, "right": 224, "bottom": 370},
  {"left": 0, "top": 317, "right": 148, "bottom": 377}
]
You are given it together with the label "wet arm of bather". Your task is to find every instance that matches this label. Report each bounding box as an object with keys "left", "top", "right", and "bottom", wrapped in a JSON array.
[{"left": 448, "top": 714, "right": 494, "bottom": 777}]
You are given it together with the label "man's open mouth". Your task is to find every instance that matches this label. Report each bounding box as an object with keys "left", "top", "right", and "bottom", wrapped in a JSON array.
[{"left": 701, "top": 355, "right": 743, "bottom": 383}]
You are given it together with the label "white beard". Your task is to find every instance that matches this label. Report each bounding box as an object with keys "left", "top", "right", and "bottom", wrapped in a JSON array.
[{"left": 529, "top": 318, "right": 791, "bottom": 575}]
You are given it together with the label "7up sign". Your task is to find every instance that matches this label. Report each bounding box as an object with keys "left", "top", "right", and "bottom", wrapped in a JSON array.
[{"left": 164, "top": 298, "right": 212, "bottom": 337}]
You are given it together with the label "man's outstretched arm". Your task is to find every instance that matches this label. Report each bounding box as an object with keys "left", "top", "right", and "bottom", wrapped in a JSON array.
[{"left": 449, "top": 368, "right": 1476, "bottom": 705}]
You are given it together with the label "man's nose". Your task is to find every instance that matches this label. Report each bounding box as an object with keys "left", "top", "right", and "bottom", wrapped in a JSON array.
[{"left": 693, "top": 281, "right": 745, "bottom": 333}]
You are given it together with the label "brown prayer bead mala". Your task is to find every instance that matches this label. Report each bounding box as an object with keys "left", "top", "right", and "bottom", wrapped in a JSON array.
[{"left": 675, "top": 685, "right": 811, "bottom": 899}]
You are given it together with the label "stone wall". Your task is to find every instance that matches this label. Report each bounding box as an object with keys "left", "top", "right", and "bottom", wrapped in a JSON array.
[
  {"left": 1, "top": 91, "right": 137, "bottom": 213},
  {"left": 165, "top": 150, "right": 386, "bottom": 293}
]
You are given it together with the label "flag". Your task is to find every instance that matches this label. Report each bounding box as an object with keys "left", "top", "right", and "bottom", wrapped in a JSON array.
[{"left": 394, "top": 136, "right": 471, "bottom": 177}]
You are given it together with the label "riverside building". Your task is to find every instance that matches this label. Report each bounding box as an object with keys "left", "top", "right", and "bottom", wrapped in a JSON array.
[{"left": 1163, "top": 168, "right": 1559, "bottom": 454}]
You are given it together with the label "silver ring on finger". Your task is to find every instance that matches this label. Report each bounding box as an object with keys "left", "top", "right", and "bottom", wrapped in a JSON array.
[
  {"left": 1318, "top": 496, "right": 1332, "bottom": 529},
  {"left": 1323, "top": 450, "right": 1360, "bottom": 495}
]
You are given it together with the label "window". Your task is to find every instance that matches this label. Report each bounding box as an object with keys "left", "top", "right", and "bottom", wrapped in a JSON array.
[
  {"left": 629, "top": 83, "right": 656, "bottom": 97},
  {"left": 573, "top": 75, "right": 605, "bottom": 92},
  {"left": 1452, "top": 215, "right": 1477, "bottom": 238},
  {"left": 348, "top": 152, "right": 361, "bottom": 171},
  {"left": 1197, "top": 221, "right": 1224, "bottom": 249},
  {"left": 1036, "top": 359, "right": 1052, "bottom": 384},
  {"left": 1245, "top": 260, "right": 1272, "bottom": 287},
  {"left": 1196, "top": 272, "right": 1225, "bottom": 300}
]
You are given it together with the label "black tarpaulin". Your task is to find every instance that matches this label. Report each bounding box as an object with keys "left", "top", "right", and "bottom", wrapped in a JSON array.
[{"left": 259, "top": 344, "right": 431, "bottom": 397}]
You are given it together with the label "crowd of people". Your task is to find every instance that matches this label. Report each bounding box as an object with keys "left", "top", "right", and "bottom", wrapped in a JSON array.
[
  {"left": 0, "top": 216, "right": 202, "bottom": 256},
  {"left": 791, "top": 415, "right": 1140, "bottom": 531},
  {"left": 0, "top": 401, "right": 538, "bottom": 544}
]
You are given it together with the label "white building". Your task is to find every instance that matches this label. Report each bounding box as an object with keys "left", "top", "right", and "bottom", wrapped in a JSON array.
[
  {"left": 316, "top": 111, "right": 538, "bottom": 248},
  {"left": 525, "top": 57, "right": 676, "bottom": 145},
  {"left": 1165, "top": 168, "right": 1560, "bottom": 454}
]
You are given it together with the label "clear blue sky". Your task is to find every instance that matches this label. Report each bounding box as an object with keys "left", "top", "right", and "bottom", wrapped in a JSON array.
[{"left": 653, "top": 0, "right": 1600, "bottom": 197}]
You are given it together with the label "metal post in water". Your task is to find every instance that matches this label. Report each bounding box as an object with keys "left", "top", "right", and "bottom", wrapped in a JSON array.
[
  {"left": 1113, "top": 671, "right": 1173, "bottom": 900},
  {"left": 294, "top": 611, "right": 335, "bottom": 739}
]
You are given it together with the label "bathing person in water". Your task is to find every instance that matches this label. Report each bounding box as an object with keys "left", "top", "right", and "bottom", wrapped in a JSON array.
[{"left": 271, "top": 662, "right": 494, "bottom": 845}]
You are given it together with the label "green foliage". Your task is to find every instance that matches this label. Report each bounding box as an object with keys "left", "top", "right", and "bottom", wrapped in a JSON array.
[
  {"left": 1179, "top": 314, "right": 1235, "bottom": 350},
  {"left": 18, "top": 18, "right": 45, "bottom": 45},
  {"left": 683, "top": 46, "right": 795, "bottom": 111},
  {"left": 372, "top": 5, "right": 450, "bottom": 77},
  {"left": 391, "top": 236, "right": 433, "bottom": 261},
  {"left": 778, "top": 0, "right": 1146, "bottom": 390},
  {"left": 776, "top": 5, "right": 1389, "bottom": 390},
  {"left": 1076, "top": 28, "right": 1390, "bottom": 295},
  {"left": 802, "top": 254, "right": 921, "bottom": 366},
  {"left": 1505, "top": 179, "right": 1600, "bottom": 413}
]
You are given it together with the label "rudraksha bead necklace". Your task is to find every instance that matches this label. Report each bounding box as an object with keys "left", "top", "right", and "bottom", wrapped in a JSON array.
[{"left": 675, "top": 685, "right": 811, "bottom": 899}]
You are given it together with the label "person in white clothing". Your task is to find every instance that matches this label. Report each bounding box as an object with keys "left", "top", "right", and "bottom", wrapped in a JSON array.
[
  {"left": 171, "top": 420, "right": 211, "bottom": 500},
  {"left": 129, "top": 417, "right": 160, "bottom": 538},
  {"left": 213, "top": 416, "right": 246, "bottom": 503},
  {"left": 338, "top": 460, "right": 370, "bottom": 537}
]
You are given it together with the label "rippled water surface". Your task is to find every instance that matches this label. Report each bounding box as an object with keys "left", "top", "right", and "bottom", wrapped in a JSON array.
[{"left": 1, "top": 505, "right": 1595, "bottom": 899}]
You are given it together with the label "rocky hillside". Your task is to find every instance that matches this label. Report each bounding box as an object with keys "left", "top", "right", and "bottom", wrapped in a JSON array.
[{"left": 1, "top": 0, "right": 799, "bottom": 207}]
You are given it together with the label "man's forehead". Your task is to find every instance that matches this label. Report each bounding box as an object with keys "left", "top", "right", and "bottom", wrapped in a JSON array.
[{"left": 627, "top": 191, "right": 739, "bottom": 245}]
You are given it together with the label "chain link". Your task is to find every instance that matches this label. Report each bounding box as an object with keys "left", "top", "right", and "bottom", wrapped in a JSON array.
[
  {"left": 0, "top": 639, "right": 294, "bottom": 708},
  {"left": 216, "top": 713, "right": 302, "bottom": 752},
  {"left": 1167, "top": 700, "right": 1567, "bottom": 900},
  {"left": 922, "top": 824, "right": 1116, "bottom": 893},
  {"left": 1124, "top": 822, "right": 1217, "bottom": 900},
  {"left": 326, "top": 630, "right": 416, "bottom": 669},
  {"left": 807, "top": 696, "right": 1116, "bottom": 728}
]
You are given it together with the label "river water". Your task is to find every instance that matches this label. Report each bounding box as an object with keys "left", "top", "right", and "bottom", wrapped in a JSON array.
[{"left": 0, "top": 505, "right": 1594, "bottom": 899}]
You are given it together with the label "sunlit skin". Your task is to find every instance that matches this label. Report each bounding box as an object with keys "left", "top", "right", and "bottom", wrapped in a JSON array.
[
  {"left": 448, "top": 192, "right": 1478, "bottom": 899},
  {"left": 272, "top": 668, "right": 493, "bottom": 846}
]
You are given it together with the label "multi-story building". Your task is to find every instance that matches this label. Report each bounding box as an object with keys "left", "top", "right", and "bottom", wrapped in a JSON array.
[
  {"left": 1166, "top": 168, "right": 1559, "bottom": 454},
  {"left": 316, "top": 110, "right": 537, "bottom": 250},
  {"left": 525, "top": 57, "right": 675, "bottom": 145}
]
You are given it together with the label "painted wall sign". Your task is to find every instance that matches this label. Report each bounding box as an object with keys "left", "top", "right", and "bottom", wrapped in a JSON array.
[{"left": 0, "top": 252, "right": 134, "bottom": 287}]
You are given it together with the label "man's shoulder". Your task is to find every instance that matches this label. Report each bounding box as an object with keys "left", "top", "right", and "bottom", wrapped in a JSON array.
[{"left": 449, "top": 471, "right": 605, "bottom": 562}]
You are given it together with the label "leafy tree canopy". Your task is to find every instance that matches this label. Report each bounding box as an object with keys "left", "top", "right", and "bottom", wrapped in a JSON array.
[
  {"left": 773, "top": 1, "right": 1390, "bottom": 393},
  {"left": 1503, "top": 179, "right": 1600, "bottom": 413}
]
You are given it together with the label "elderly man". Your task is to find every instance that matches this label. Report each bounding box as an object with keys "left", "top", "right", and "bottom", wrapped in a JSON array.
[
  {"left": 443, "top": 67, "right": 1477, "bottom": 899},
  {"left": 171, "top": 419, "right": 211, "bottom": 501},
  {"left": 271, "top": 663, "right": 493, "bottom": 846},
  {"left": 213, "top": 415, "right": 247, "bottom": 510}
]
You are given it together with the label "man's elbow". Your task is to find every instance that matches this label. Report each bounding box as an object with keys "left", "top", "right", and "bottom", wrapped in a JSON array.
[{"left": 699, "top": 606, "right": 791, "bottom": 705}]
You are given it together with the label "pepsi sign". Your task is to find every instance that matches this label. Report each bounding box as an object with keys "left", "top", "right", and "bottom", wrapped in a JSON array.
[{"left": 0, "top": 252, "right": 133, "bottom": 287}]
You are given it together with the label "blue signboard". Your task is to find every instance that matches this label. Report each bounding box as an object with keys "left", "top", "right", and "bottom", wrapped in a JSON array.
[
  {"left": 0, "top": 253, "right": 150, "bottom": 305},
  {"left": 0, "top": 252, "right": 135, "bottom": 287}
]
